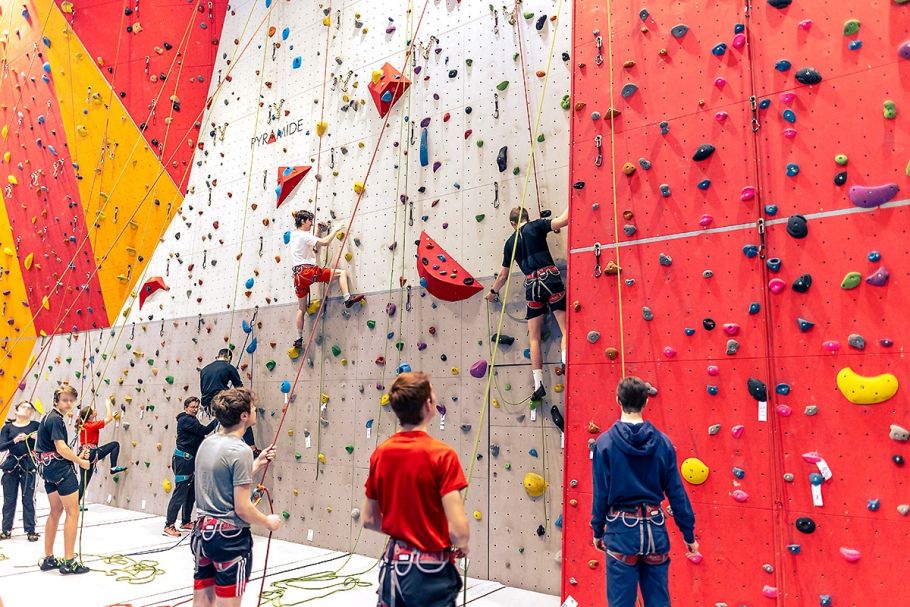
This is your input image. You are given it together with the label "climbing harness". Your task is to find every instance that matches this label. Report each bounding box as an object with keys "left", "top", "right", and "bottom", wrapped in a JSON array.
[
  {"left": 377, "top": 539, "right": 454, "bottom": 607},
  {"left": 604, "top": 505, "right": 668, "bottom": 565}
]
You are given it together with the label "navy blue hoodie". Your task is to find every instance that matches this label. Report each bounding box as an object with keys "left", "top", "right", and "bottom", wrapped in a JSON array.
[{"left": 591, "top": 420, "right": 696, "bottom": 544}]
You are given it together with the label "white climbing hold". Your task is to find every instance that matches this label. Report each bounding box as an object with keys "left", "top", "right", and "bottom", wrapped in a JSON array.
[{"left": 890, "top": 424, "right": 910, "bottom": 442}]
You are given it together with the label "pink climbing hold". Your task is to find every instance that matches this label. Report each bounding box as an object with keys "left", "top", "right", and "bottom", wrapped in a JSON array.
[
  {"left": 714, "top": 111, "right": 729, "bottom": 122},
  {"left": 723, "top": 323, "right": 740, "bottom": 336},
  {"left": 779, "top": 91, "right": 796, "bottom": 104},
  {"left": 768, "top": 278, "right": 786, "bottom": 294},
  {"left": 740, "top": 186, "right": 756, "bottom": 201},
  {"left": 801, "top": 451, "right": 822, "bottom": 464},
  {"left": 663, "top": 346, "right": 677, "bottom": 358},
  {"left": 776, "top": 404, "right": 793, "bottom": 417},
  {"left": 783, "top": 128, "right": 798, "bottom": 139},
  {"left": 731, "top": 489, "right": 749, "bottom": 502},
  {"left": 762, "top": 586, "right": 780, "bottom": 599},
  {"left": 798, "top": 19, "right": 813, "bottom": 30},
  {"left": 699, "top": 214, "right": 714, "bottom": 227},
  {"left": 731, "top": 425, "right": 745, "bottom": 439},
  {"left": 714, "top": 77, "right": 727, "bottom": 88},
  {"left": 822, "top": 340, "right": 841, "bottom": 352},
  {"left": 686, "top": 552, "right": 704, "bottom": 564},
  {"left": 839, "top": 547, "right": 861, "bottom": 562},
  {"left": 865, "top": 266, "right": 890, "bottom": 286},
  {"left": 469, "top": 360, "right": 488, "bottom": 378},
  {"left": 732, "top": 34, "right": 746, "bottom": 49},
  {"left": 707, "top": 365, "right": 719, "bottom": 376}
]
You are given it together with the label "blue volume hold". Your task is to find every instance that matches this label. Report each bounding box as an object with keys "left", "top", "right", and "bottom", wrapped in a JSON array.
[{"left": 420, "top": 127, "right": 429, "bottom": 167}]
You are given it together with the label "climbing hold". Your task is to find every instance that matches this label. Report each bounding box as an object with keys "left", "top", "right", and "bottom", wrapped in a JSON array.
[
  {"left": 884, "top": 100, "right": 897, "bottom": 120},
  {"left": 276, "top": 166, "right": 312, "bottom": 207},
  {"left": 747, "top": 378, "right": 768, "bottom": 401},
  {"left": 768, "top": 0, "right": 792, "bottom": 8},
  {"left": 834, "top": 171, "right": 848, "bottom": 186},
  {"left": 783, "top": 109, "right": 796, "bottom": 123},
  {"left": 587, "top": 331, "right": 601, "bottom": 344},
  {"left": 792, "top": 274, "right": 812, "bottom": 293},
  {"left": 664, "top": 347, "right": 678, "bottom": 358},
  {"left": 621, "top": 84, "right": 638, "bottom": 98},
  {"left": 723, "top": 323, "right": 740, "bottom": 336},
  {"left": 900, "top": 40, "right": 910, "bottom": 60},
  {"left": 139, "top": 277, "right": 169, "bottom": 309},
  {"left": 622, "top": 162, "right": 637, "bottom": 176},
  {"left": 768, "top": 278, "right": 786, "bottom": 294},
  {"left": 841, "top": 272, "right": 862, "bottom": 289},
  {"left": 843, "top": 19, "right": 861, "bottom": 36},
  {"left": 766, "top": 258, "right": 782, "bottom": 272},
  {"left": 670, "top": 24, "right": 689, "bottom": 39},
  {"left": 894, "top": 455, "right": 905, "bottom": 466},
  {"left": 731, "top": 489, "right": 749, "bottom": 502},
  {"left": 497, "top": 146, "right": 508, "bottom": 173},
  {"left": 708, "top": 424, "right": 721, "bottom": 435},
  {"left": 836, "top": 367, "right": 899, "bottom": 404},
  {"left": 265, "top": 360, "right": 276, "bottom": 372},
  {"left": 469, "top": 360, "right": 488, "bottom": 378},
  {"left": 711, "top": 43, "right": 727, "bottom": 56},
  {"left": 797, "top": 318, "right": 815, "bottom": 332},
  {"left": 835, "top": 154, "right": 849, "bottom": 166},
  {"left": 659, "top": 184, "right": 671, "bottom": 197},
  {"left": 162, "top": 479, "right": 173, "bottom": 493},
  {"left": 805, "top": 405, "right": 819, "bottom": 416},
  {"left": 868, "top": 250, "right": 882, "bottom": 262},
  {"left": 848, "top": 183, "right": 899, "bottom": 208},
  {"left": 749, "top": 302, "right": 761, "bottom": 315},
  {"left": 900, "top": 505, "right": 910, "bottom": 516},
  {"left": 795, "top": 517, "right": 816, "bottom": 533},
  {"left": 847, "top": 334, "right": 866, "bottom": 350},
  {"left": 551, "top": 406, "right": 564, "bottom": 432},
  {"left": 692, "top": 144, "right": 715, "bottom": 162},
  {"left": 890, "top": 424, "right": 910, "bottom": 442},
  {"left": 787, "top": 215, "right": 808, "bottom": 238},
  {"left": 416, "top": 232, "right": 483, "bottom": 301},
  {"left": 523, "top": 472, "right": 548, "bottom": 498},
  {"left": 368, "top": 63, "right": 410, "bottom": 117},
  {"left": 794, "top": 67, "right": 822, "bottom": 85},
  {"left": 786, "top": 163, "right": 800, "bottom": 177},
  {"left": 280, "top": 380, "right": 292, "bottom": 393},
  {"left": 642, "top": 307, "right": 654, "bottom": 321},
  {"left": 703, "top": 318, "right": 716, "bottom": 331},
  {"left": 743, "top": 244, "right": 759, "bottom": 258},
  {"left": 866, "top": 266, "right": 889, "bottom": 286},
  {"left": 658, "top": 253, "right": 672, "bottom": 266},
  {"left": 680, "top": 457, "right": 709, "bottom": 485},
  {"left": 867, "top": 498, "right": 880, "bottom": 511},
  {"left": 732, "top": 467, "right": 745, "bottom": 479}
]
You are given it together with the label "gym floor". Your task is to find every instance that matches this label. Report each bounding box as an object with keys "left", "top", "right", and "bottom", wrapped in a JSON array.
[{"left": 0, "top": 502, "right": 560, "bottom": 607}]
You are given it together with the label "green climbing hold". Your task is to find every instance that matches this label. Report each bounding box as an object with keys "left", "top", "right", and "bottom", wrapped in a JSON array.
[
  {"left": 147, "top": 359, "right": 154, "bottom": 366},
  {"left": 367, "top": 319, "right": 376, "bottom": 329},
  {"left": 512, "top": 52, "right": 520, "bottom": 61},
  {"left": 125, "top": 344, "right": 131, "bottom": 350},
  {"left": 523, "top": 11, "right": 534, "bottom": 19},
  {"left": 560, "top": 95, "right": 570, "bottom": 110},
  {"left": 165, "top": 376, "right": 175, "bottom": 384},
  {"left": 266, "top": 360, "right": 276, "bottom": 371},
  {"left": 884, "top": 100, "right": 897, "bottom": 120},
  {"left": 74, "top": 371, "right": 82, "bottom": 379},
  {"left": 475, "top": 214, "right": 485, "bottom": 222},
  {"left": 345, "top": 444, "right": 354, "bottom": 454},
  {"left": 843, "top": 19, "right": 861, "bottom": 36},
  {"left": 497, "top": 81, "right": 509, "bottom": 91},
  {"left": 835, "top": 153, "right": 848, "bottom": 166},
  {"left": 537, "top": 133, "right": 545, "bottom": 142},
  {"left": 101, "top": 353, "right": 107, "bottom": 360},
  {"left": 282, "top": 511, "right": 290, "bottom": 520},
  {"left": 906, "top": 159, "right": 910, "bottom": 177},
  {"left": 295, "top": 452, "right": 302, "bottom": 460},
  {"left": 113, "top": 475, "right": 120, "bottom": 484},
  {"left": 144, "top": 461, "right": 151, "bottom": 468},
  {"left": 504, "top": 463, "right": 512, "bottom": 470},
  {"left": 331, "top": 344, "right": 341, "bottom": 357},
  {"left": 841, "top": 272, "right": 862, "bottom": 289},
  {"left": 518, "top": 547, "right": 525, "bottom": 554},
  {"left": 395, "top": 340, "right": 404, "bottom": 351},
  {"left": 65, "top": 356, "right": 72, "bottom": 363},
  {"left": 476, "top": 139, "right": 484, "bottom": 148},
  {"left": 512, "top": 167, "right": 520, "bottom": 175},
  {"left": 465, "top": 58, "right": 473, "bottom": 67}
]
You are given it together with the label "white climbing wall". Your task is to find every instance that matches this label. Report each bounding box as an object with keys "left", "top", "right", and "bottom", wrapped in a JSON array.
[{"left": 29, "top": 0, "right": 573, "bottom": 594}]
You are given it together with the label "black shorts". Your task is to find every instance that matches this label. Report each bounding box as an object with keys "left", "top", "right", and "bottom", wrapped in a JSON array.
[
  {"left": 524, "top": 268, "right": 566, "bottom": 320},
  {"left": 41, "top": 459, "right": 79, "bottom": 497},
  {"left": 379, "top": 559, "right": 462, "bottom": 607},
  {"left": 191, "top": 523, "right": 253, "bottom": 599}
]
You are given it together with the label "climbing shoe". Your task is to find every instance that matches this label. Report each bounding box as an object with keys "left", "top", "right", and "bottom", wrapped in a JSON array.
[
  {"left": 39, "top": 556, "right": 60, "bottom": 571},
  {"left": 179, "top": 522, "right": 195, "bottom": 531},
  {"left": 111, "top": 466, "right": 127, "bottom": 474},
  {"left": 292, "top": 337, "right": 303, "bottom": 350},
  {"left": 531, "top": 385, "right": 547, "bottom": 401},
  {"left": 344, "top": 294, "right": 365, "bottom": 308},
  {"left": 0, "top": 531, "right": 10, "bottom": 540},
  {"left": 27, "top": 532, "right": 39, "bottom": 542},
  {"left": 162, "top": 525, "right": 181, "bottom": 538},
  {"left": 58, "top": 558, "right": 89, "bottom": 575}
]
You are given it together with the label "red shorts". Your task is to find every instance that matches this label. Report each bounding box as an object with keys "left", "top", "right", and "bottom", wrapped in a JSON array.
[{"left": 293, "top": 264, "right": 332, "bottom": 298}]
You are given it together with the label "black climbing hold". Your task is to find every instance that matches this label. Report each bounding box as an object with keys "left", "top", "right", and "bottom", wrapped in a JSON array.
[
  {"left": 561, "top": 52, "right": 570, "bottom": 61},
  {"left": 124, "top": 7, "right": 133, "bottom": 15},
  {"left": 463, "top": 278, "right": 475, "bottom": 286},
  {"left": 894, "top": 454, "right": 906, "bottom": 466},
  {"left": 497, "top": 146, "right": 508, "bottom": 173},
  {"left": 551, "top": 406, "right": 564, "bottom": 432},
  {"left": 768, "top": 0, "right": 792, "bottom": 8},
  {"left": 536, "top": 525, "right": 546, "bottom": 537},
  {"left": 492, "top": 334, "right": 515, "bottom": 345},
  {"left": 792, "top": 274, "right": 812, "bottom": 293},
  {"left": 573, "top": 181, "right": 585, "bottom": 189},
  {"left": 795, "top": 517, "right": 816, "bottom": 534},
  {"left": 834, "top": 171, "right": 847, "bottom": 186},
  {"left": 535, "top": 15, "right": 547, "bottom": 30},
  {"left": 794, "top": 67, "right": 822, "bottom": 85},
  {"left": 448, "top": 69, "right": 458, "bottom": 78},
  {"left": 703, "top": 318, "right": 716, "bottom": 331},
  {"left": 540, "top": 209, "right": 553, "bottom": 218},
  {"left": 163, "top": 42, "right": 173, "bottom": 51},
  {"left": 465, "top": 106, "right": 472, "bottom": 114},
  {"left": 639, "top": 9, "right": 649, "bottom": 20},
  {"left": 692, "top": 144, "right": 715, "bottom": 162},
  {"left": 786, "top": 214, "right": 808, "bottom": 238},
  {"left": 440, "top": 354, "right": 447, "bottom": 361},
  {"left": 747, "top": 378, "right": 768, "bottom": 401}
]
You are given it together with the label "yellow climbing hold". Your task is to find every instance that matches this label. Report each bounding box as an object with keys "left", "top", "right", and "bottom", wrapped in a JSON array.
[
  {"left": 371, "top": 69, "right": 383, "bottom": 84},
  {"left": 2, "top": 152, "right": 9, "bottom": 163},
  {"left": 836, "top": 367, "right": 899, "bottom": 405},
  {"left": 306, "top": 298, "right": 321, "bottom": 314},
  {"left": 76, "top": 124, "right": 88, "bottom": 137},
  {"left": 2, "top": 247, "right": 13, "bottom": 256},
  {"left": 344, "top": 252, "right": 353, "bottom": 261},
  {"left": 322, "top": 15, "right": 331, "bottom": 26},
  {"left": 336, "top": 231, "right": 345, "bottom": 241},
  {"left": 24, "top": 252, "right": 33, "bottom": 269},
  {"left": 320, "top": 393, "right": 330, "bottom": 404},
  {"left": 162, "top": 479, "right": 173, "bottom": 493},
  {"left": 681, "top": 457, "right": 709, "bottom": 485},
  {"left": 1, "top": 125, "right": 7, "bottom": 139},
  {"left": 33, "top": 398, "right": 44, "bottom": 414},
  {"left": 523, "top": 472, "right": 548, "bottom": 498},
  {"left": 60, "top": 1, "right": 74, "bottom": 12},
  {"left": 316, "top": 121, "right": 328, "bottom": 136},
  {"left": 353, "top": 181, "right": 365, "bottom": 195},
  {"left": 41, "top": 296, "right": 49, "bottom": 310},
  {"left": 318, "top": 453, "right": 327, "bottom": 464},
  {"left": 7, "top": 175, "right": 17, "bottom": 185},
  {"left": 473, "top": 510, "right": 483, "bottom": 520},
  {"left": 451, "top": 367, "right": 459, "bottom": 375},
  {"left": 380, "top": 393, "right": 390, "bottom": 406},
  {"left": 554, "top": 384, "right": 565, "bottom": 393}
]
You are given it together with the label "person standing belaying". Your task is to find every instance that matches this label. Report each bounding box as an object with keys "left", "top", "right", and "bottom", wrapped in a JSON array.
[
  {"left": 362, "top": 372, "right": 470, "bottom": 607},
  {"left": 0, "top": 401, "right": 40, "bottom": 542},
  {"left": 35, "top": 384, "right": 91, "bottom": 574},
  {"left": 289, "top": 209, "right": 364, "bottom": 350},
  {"left": 485, "top": 206, "right": 570, "bottom": 402},
  {"left": 591, "top": 377, "right": 700, "bottom": 607},
  {"left": 190, "top": 387, "right": 280, "bottom": 606},
  {"left": 200, "top": 349, "right": 257, "bottom": 454},
  {"left": 76, "top": 395, "right": 127, "bottom": 505},
  {"left": 163, "top": 396, "right": 218, "bottom": 538}
]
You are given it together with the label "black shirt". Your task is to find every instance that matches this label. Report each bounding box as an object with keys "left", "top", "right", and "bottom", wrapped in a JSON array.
[
  {"left": 175, "top": 412, "right": 218, "bottom": 457},
  {"left": 36, "top": 409, "right": 68, "bottom": 454},
  {"left": 0, "top": 420, "right": 39, "bottom": 471},
  {"left": 199, "top": 360, "right": 243, "bottom": 409},
  {"left": 502, "top": 219, "right": 557, "bottom": 275}
]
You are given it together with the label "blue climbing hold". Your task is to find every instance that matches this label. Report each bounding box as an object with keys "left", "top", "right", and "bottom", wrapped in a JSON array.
[
  {"left": 787, "top": 544, "right": 801, "bottom": 554},
  {"left": 765, "top": 204, "right": 778, "bottom": 216},
  {"left": 742, "top": 244, "right": 759, "bottom": 258},
  {"left": 783, "top": 109, "right": 796, "bottom": 123},
  {"left": 732, "top": 467, "right": 745, "bottom": 479},
  {"left": 366, "top": 419, "right": 374, "bottom": 429},
  {"left": 386, "top": 332, "right": 395, "bottom": 339},
  {"left": 264, "top": 0, "right": 271, "bottom": 7},
  {"left": 246, "top": 338, "right": 257, "bottom": 354},
  {"left": 280, "top": 380, "right": 291, "bottom": 393},
  {"left": 397, "top": 363, "right": 412, "bottom": 374},
  {"left": 419, "top": 277, "right": 428, "bottom": 288},
  {"left": 867, "top": 498, "right": 880, "bottom": 511},
  {"left": 734, "top": 23, "right": 744, "bottom": 34},
  {"left": 639, "top": 158, "right": 652, "bottom": 170},
  {"left": 786, "top": 163, "right": 800, "bottom": 177},
  {"left": 43, "top": 36, "right": 51, "bottom": 48},
  {"left": 529, "top": 448, "right": 539, "bottom": 458},
  {"left": 848, "top": 40, "right": 862, "bottom": 51},
  {"left": 659, "top": 184, "right": 671, "bottom": 197},
  {"left": 242, "top": 320, "right": 253, "bottom": 334},
  {"left": 245, "top": 278, "right": 255, "bottom": 289},
  {"left": 775, "top": 383, "right": 791, "bottom": 395},
  {"left": 766, "top": 257, "right": 782, "bottom": 272},
  {"left": 707, "top": 385, "right": 719, "bottom": 395},
  {"left": 775, "top": 59, "right": 792, "bottom": 72},
  {"left": 684, "top": 327, "right": 696, "bottom": 336},
  {"left": 292, "top": 56, "right": 302, "bottom": 69},
  {"left": 749, "top": 302, "right": 761, "bottom": 315},
  {"left": 819, "top": 595, "right": 832, "bottom": 607},
  {"left": 868, "top": 250, "right": 881, "bottom": 262},
  {"left": 759, "top": 98, "right": 772, "bottom": 110},
  {"left": 283, "top": 231, "right": 291, "bottom": 245},
  {"left": 797, "top": 318, "right": 815, "bottom": 332},
  {"left": 381, "top": 90, "right": 393, "bottom": 103},
  {"left": 809, "top": 472, "right": 824, "bottom": 486},
  {"left": 282, "top": 27, "right": 290, "bottom": 40},
  {"left": 523, "top": 348, "right": 531, "bottom": 360},
  {"left": 420, "top": 128, "right": 429, "bottom": 167},
  {"left": 697, "top": 179, "right": 711, "bottom": 190},
  {"left": 712, "top": 43, "right": 728, "bottom": 56},
  {"left": 554, "top": 513, "right": 563, "bottom": 529}
]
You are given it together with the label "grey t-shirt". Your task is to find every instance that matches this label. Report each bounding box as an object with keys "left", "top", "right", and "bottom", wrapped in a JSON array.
[{"left": 194, "top": 432, "right": 253, "bottom": 528}]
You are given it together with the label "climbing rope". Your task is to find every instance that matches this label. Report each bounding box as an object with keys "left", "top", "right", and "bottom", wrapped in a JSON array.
[{"left": 511, "top": 0, "right": 544, "bottom": 216}]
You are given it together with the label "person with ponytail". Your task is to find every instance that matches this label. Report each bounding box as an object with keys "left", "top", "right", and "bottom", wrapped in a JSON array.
[{"left": 76, "top": 395, "right": 126, "bottom": 503}]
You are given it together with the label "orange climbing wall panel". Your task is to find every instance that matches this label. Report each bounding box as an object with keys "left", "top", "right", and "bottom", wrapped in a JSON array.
[{"left": 565, "top": 0, "right": 910, "bottom": 605}]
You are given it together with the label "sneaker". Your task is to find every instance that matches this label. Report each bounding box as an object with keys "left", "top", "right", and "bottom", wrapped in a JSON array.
[
  {"left": 343, "top": 294, "right": 365, "bottom": 308},
  {"left": 27, "top": 532, "right": 39, "bottom": 542},
  {"left": 111, "top": 466, "right": 127, "bottom": 474},
  {"left": 162, "top": 525, "right": 181, "bottom": 538},
  {"left": 79, "top": 505, "right": 88, "bottom": 512},
  {"left": 0, "top": 531, "right": 10, "bottom": 540},
  {"left": 179, "top": 522, "right": 195, "bottom": 531},
  {"left": 39, "top": 556, "right": 60, "bottom": 571},
  {"left": 292, "top": 337, "right": 303, "bottom": 350},
  {"left": 59, "top": 558, "right": 89, "bottom": 575},
  {"left": 531, "top": 385, "right": 546, "bottom": 401}
]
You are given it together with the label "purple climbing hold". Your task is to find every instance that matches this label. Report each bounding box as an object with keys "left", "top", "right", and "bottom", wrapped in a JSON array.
[
  {"left": 469, "top": 360, "right": 488, "bottom": 378},
  {"left": 899, "top": 40, "right": 910, "bottom": 60},
  {"left": 848, "top": 183, "right": 899, "bottom": 208},
  {"left": 866, "top": 266, "right": 889, "bottom": 286}
]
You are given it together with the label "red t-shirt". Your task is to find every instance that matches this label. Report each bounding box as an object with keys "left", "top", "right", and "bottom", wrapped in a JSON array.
[
  {"left": 365, "top": 430, "right": 467, "bottom": 552},
  {"left": 80, "top": 420, "right": 106, "bottom": 445}
]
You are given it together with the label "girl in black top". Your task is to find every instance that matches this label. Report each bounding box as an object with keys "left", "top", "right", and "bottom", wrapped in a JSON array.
[{"left": 0, "top": 401, "right": 39, "bottom": 541}]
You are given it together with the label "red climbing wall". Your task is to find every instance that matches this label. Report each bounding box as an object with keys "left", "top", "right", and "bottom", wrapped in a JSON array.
[{"left": 565, "top": 0, "right": 910, "bottom": 605}]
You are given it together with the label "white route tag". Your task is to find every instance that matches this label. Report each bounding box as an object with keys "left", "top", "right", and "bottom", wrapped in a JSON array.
[
  {"left": 811, "top": 483, "right": 824, "bottom": 507},
  {"left": 758, "top": 400, "right": 768, "bottom": 422}
]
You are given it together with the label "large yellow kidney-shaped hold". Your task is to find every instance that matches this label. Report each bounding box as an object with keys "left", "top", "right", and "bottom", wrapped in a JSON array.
[
  {"left": 836, "top": 367, "right": 899, "bottom": 405},
  {"left": 523, "top": 472, "right": 548, "bottom": 498},
  {"left": 681, "top": 457, "right": 710, "bottom": 485}
]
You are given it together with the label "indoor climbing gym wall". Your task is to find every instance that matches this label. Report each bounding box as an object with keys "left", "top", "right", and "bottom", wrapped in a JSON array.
[
  {"left": 12, "top": 0, "right": 573, "bottom": 595},
  {"left": 565, "top": 0, "right": 910, "bottom": 606}
]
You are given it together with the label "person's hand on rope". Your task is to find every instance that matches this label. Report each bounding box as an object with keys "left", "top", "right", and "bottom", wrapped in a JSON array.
[
  {"left": 13, "top": 433, "right": 27, "bottom": 444},
  {"left": 593, "top": 537, "right": 605, "bottom": 552},
  {"left": 452, "top": 544, "right": 469, "bottom": 559},
  {"left": 77, "top": 456, "right": 91, "bottom": 471},
  {"left": 484, "top": 289, "right": 500, "bottom": 303},
  {"left": 264, "top": 513, "right": 282, "bottom": 532},
  {"left": 253, "top": 444, "right": 276, "bottom": 474}
]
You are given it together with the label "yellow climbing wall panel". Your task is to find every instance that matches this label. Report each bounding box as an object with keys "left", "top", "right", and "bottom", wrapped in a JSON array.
[
  {"left": 0, "top": 189, "right": 38, "bottom": 417},
  {"left": 37, "top": 0, "right": 183, "bottom": 326}
]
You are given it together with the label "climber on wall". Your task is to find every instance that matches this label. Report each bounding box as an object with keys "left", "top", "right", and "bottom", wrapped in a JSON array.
[
  {"left": 591, "top": 377, "right": 700, "bottom": 607},
  {"left": 485, "top": 206, "right": 570, "bottom": 402},
  {"left": 76, "top": 395, "right": 127, "bottom": 504},
  {"left": 35, "top": 384, "right": 91, "bottom": 574},
  {"left": 190, "top": 387, "right": 280, "bottom": 606},
  {"left": 289, "top": 209, "right": 364, "bottom": 350},
  {"left": 200, "top": 348, "right": 257, "bottom": 455},
  {"left": 0, "top": 401, "right": 40, "bottom": 542},
  {"left": 162, "top": 396, "right": 218, "bottom": 538},
  {"left": 362, "top": 371, "right": 470, "bottom": 607}
]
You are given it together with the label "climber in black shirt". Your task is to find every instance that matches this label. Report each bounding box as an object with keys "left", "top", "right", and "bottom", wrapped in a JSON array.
[
  {"left": 199, "top": 348, "right": 256, "bottom": 451},
  {"left": 0, "top": 401, "right": 40, "bottom": 542},
  {"left": 486, "top": 206, "right": 569, "bottom": 402}
]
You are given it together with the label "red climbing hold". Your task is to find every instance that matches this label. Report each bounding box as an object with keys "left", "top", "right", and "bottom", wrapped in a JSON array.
[
  {"left": 368, "top": 63, "right": 411, "bottom": 118},
  {"left": 139, "top": 276, "right": 169, "bottom": 309},
  {"left": 417, "top": 231, "right": 484, "bottom": 302},
  {"left": 276, "top": 166, "right": 312, "bottom": 208}
]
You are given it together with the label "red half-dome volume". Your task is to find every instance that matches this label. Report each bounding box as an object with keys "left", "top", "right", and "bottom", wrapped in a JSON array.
[{"left": 417, "top": 231, "right": 484, "bottom": 302}]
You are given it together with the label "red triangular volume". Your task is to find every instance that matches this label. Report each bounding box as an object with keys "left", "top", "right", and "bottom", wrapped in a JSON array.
[
  {"left": 416, "top": 231, "right": 484, "bottom": 302},
  {"left": 276, "top": 166, "right": 312, "bottom": 208},
  {"left": 139, "top": 276, "right": 169, "bottom": 309},
  {"left": 368, "top": 63, "right": 411, "bottom": 118}
]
